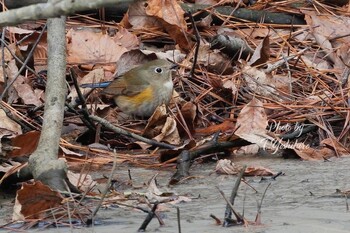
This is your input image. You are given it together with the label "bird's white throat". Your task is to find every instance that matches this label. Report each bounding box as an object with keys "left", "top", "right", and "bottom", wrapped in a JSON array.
[{"left": 163, "top": 80, "right": 173, "bottom": 90}]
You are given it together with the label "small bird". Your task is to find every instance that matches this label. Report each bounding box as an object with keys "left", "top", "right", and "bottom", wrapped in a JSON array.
[{"left": 81, "top": 59, "right": 177, "bottom": 117}]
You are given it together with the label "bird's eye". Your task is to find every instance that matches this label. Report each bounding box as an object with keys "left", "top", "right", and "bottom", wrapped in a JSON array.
[{"left": 154, "top": 67, "right": 163, "bottom": 73}]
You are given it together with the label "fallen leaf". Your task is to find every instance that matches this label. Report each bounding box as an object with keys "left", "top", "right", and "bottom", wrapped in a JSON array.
[
  {"left": 13, "top": 181, "right": 63, "bottom": 220},
  {"left": 123, "top": 0, "right": 163, "bottom": 28},
  {"left": 66, "top": 28, "right": 138, "bottom": 64},
  {"left": 241, "top": 63, "right": 278, "bottom": 98},
  {"left": 197, "top": 44, "right": 233, "bottom": 74},
  {"left": 293, "top": 146, "right": 334, "bottom": 161},
  {"left": 177, "top": 101, "right": 197, "bottom": 136},
  {"left": 234, "top": 98, "right": 274, "bottom": 149},
  {"left": 154, "top": 116, "right": 180, "bottom": 145},
  {"left": 195, "top": 120, "right": 236, "bottom": 136},
  {"left": 320, "top": 138, "right": 350, "bottom": 156},
  {"left": 8, "top": 131, "right": 40, "bottom": 158},
  {"left": 67, "top": 171, "right": 96, "bottom": 192},
  {"left": 0, "top": 109, "right": 22, "bottom": 137},
  {"left": 248, "top": 36, "right": 270, "bottom": 67},
  {"left": 215, "top": 159, "right": 275, "bottom": 176},
  {"left": 13, "top": 76, "right": 42, "bottom": 106}
]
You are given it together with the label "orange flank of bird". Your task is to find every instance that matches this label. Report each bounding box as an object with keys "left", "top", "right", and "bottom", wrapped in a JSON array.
[{"left": 124, "top": 86, "right": 154, "bottom": 106}]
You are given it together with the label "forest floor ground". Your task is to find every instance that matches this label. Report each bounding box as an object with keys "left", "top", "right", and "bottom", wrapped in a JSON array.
[{"left": 1, "top": 153, "right": 350, "bottom": 233}]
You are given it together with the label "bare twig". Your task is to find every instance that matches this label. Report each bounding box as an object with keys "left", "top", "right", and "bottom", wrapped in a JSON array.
[
  {"left": 1, "top": 28, "right": 7, "bottom": 86},
  {"left": 255, "top": 183, "right": 271, "bottom": 225},
  {"left": 89, "top": 153, "right": 118, "bottom": 225},
  {"left": 177, "top": 206, "right": 181, "bottom": 233},
  {"left": 223, "top": 165, "right": 247, "bottom": 226},
  {"left": 69, "top": 68, "right": 96, "bottom": 131},
  {"left": 187, "top": 11, "right": 200, "bottom": 78},
  {"left": 0, "top": 38, "right": 39, "bottom": 76},
  {"left": 0, "top": 23, "right": 47, "bottom": 100},
  {"left": 138, "top": 202, "right": 159, "bottom": 232},
  {"left": 209, "top": 214, "right": 222, "bottom": 225}
]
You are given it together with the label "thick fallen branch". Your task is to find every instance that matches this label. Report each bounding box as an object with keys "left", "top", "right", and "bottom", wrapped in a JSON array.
[
  {"left": 90, "top": 115, "right": 177, "bottom": 150},
  {"left": 0, "top": 0, "right": 306, "bottom": 27}
]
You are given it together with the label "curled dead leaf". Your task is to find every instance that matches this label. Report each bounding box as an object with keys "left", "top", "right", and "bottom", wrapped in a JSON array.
[{"left": 216, "top": 159, "right": 275, "bottom": 176}]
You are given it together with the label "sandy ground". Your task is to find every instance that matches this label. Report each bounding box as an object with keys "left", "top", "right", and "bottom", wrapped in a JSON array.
[{"left": 1, "top": 154, "right": 350, "bottom": 233}]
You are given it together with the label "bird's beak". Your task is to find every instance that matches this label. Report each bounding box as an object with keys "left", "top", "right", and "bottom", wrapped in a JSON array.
[
  {"left": 170, "top": 62, "right": 179, "bottom": 70},
  {"left": 165, "top": 58, "right": 179, "bottom": 70}
]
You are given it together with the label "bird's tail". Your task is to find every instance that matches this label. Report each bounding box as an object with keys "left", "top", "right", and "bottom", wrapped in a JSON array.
[{"left": 80, "top": 81, "right": 111, "bottom": 88}]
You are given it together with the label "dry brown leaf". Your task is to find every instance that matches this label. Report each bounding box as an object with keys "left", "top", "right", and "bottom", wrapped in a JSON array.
[
  {"left": 0, "top": 43, "right": 16, "bottom": 63},
  {"left": 215, "top": 159, "right": 275, "bottom": 176},
  {"left": 115, "top": 50, "right": 153, "bottom": 76},
  {"left": 215, "top": 159, "right": 239, "bottom": 174},
  {"left": 0, "top": 161, "right": 26, "bottom": 185},
  {"left": 197, "top": 44, "right": 233, "bottom": 74},
  {"left": 7, "top": 27, "right": 34, "bottom": 34},
  {"left": 8, "top": 131, "right": 40, "bottom": 158},
  {"left": 244, "top": 166, "right": 275, "bottom": 176},
  {"left": 32, "top": 44, "right": 48, "bottom": 64},
  {"left": 60, "top": 146, "right": 82, "bottom": 157},
  {"left": 223, "top": 79, "right": 238, "bottom": 96},
  {"left": 154, "top": 116, "right": 180, "bottom": 145},
  {"left": 237, "top": 28, "right": 270, "bottom": 39},
  {"left": 13, "top": 76, "right": 42, "bottom": 106},
  {"left": 303, "top": 10, "right": 350, "bottom": 77},
  {"left": 241, "top": 64, "right": 279, "bottom": 98},
  {"left": 195, "top": 0, "right": 217, "bottom": 4},
  {"left": 143, "top": 104, "right": 168, "bottom": 138},
  {"left": 0, "top": 109, "right": 22, "bottom": 137},
  {"left": 0, "top": 160, "right": 21, "bottom": 173},
  {"left": 145, "top": 0, "right": 186, "bottom": 29},
  {"left": 293, "top": 147, "right": 335, "bottom": 161},
  {"left": 13, "top": 181, "right": 63, "bottom": 220},
  {"left": 146, "top": 174, "right": 188, "bottom": 204},
  {"left": 66, "top": 28, "right": 138, "bottom": 64},
  {"left": 234, "top": 98, "right": 274, "bottom": 148},
  {"left": 67, "top": 171, "right": 96, "bottom": 192},
  {"left": 116, "top": 27, "right": 140, "bottom": 51},
  {"left": 301, "top": 55, "right": 330, "bottom": 71},
  {"left": 321, "top": 138, "right": 350, "bottom": 156},
  {"left": 195, "top": 120, "right": 236, "bottom": 136},
  {"left": 124, "top": 0, "right": 163, "bottom": 28},
  {"left": 143, "top": 105, "right": 180, "bottom": 144},
  {"left": 271, "top": 74, "right": 291, "bottom": 95},
  {"left": 196, "top": 0, "right": 245, "bottom": 4},
  {"left": 234, "top": 144, "right": 260, "bottom": 155},
  {"left": 145, "top": 0, "right": 192, "bottom": 51},
  {"left": 177, "top": 101, "right": 197, "bottom": 136},
  {"left": 141, "top": 49, "right": 186, "bottom": 63},
  {"left": 248, "top": 36, "right": 270, "bottom": 67}
]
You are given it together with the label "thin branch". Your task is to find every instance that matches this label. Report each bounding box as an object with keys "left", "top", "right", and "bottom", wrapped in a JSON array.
[
  {"left": 223, "top": 165, "right": 247, "bottom": 226},
  {"left": 138, "top": 202, "right": 159, "bottom": 232},
  {"left": 0, "top": 0, "right": 130, "bottom": 26},
  {"left": 89, "top": 153, "right": 118, "bottom": 225},
  {"left": 0, "top": 38, "right": 40, "bottom": 77},
  {"left": 187, "top": 11, "right": 200, "bottom": 78},
  {"left": 69, "top": 68, "right": 96, "bottom": 131},
  {"left": 0, "top": 23, "right": 47, "bottom": 100}
]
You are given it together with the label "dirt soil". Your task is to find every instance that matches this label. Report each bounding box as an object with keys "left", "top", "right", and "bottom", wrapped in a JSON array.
[{"left": 1, "top": 154, "right": 350, "bottom": 233}]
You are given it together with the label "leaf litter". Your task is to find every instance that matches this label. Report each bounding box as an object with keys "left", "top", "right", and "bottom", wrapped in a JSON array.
[{"left": 1, "top": 0, "right": 350, "bottom": 231}]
